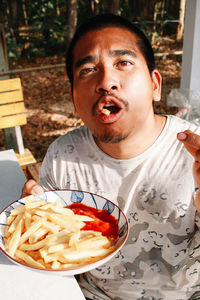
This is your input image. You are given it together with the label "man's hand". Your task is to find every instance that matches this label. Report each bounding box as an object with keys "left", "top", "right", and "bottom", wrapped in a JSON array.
[
  {"left": 21, "top": 179, "right": 44, "bottom": 198},
  {"left": 177, "top": 130, "right": 200, "bottom": 212}
]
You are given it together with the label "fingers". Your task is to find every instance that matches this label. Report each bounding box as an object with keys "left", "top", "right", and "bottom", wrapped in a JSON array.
[
  {"left": 193, "top": 161, "right": 200, "bottom": 188},
  {"left": 195, "top": 189, "right": 200, "bottom": 213},
  {"left": 177, "top": 130, "right": 200, "bottom": 211},
  {"left": 21, "top": 179, "right": 44, "bottom": 198},
  {"left": 177, "top": 130, "right": 200, "bottom": 160}
]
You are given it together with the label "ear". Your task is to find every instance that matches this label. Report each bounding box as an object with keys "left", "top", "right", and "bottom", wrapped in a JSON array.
[
  {"left": 69, "top": 86, "right": 79, "bottom": 115},
  {"left": 151, "top": 69, "right": 162, "bottom": 102}
]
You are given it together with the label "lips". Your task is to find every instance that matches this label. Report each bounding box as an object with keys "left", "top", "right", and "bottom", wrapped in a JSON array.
[{"left": 93, "top": 96, "right": 125, "bottom": 124}]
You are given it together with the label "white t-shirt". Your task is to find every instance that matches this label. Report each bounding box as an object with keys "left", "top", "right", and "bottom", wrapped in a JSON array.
[{"left": 39, "top": 115, "right": 200, "bottom": 300}]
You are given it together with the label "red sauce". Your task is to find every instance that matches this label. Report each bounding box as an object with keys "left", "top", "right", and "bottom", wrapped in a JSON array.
[{"left": 68, "top": 203, "right": 119, "bottom": 240}]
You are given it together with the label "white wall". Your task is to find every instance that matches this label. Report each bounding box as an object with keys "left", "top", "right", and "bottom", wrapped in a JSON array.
[{"left": 181, "top": 0, "right": 200, "bottom": 91}]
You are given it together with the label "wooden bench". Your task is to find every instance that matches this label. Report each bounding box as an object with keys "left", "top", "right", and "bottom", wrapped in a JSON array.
[
  {"left": 0, "top": 78, "right": 36, "bottom": 166},
  {"left": 25, "top": 162, "right": 42, "bottom": 181}
]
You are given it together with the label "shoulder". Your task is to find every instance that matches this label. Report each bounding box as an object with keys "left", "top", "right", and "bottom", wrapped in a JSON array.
[
  {"left": 166, "top": 115, "right": 200, "bottom": 134},
  {"left": 47, "top": 125, "right": 90, "bottom": 152}
]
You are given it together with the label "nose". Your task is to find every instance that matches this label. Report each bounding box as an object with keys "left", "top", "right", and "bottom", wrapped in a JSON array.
[{"left": 95, "top": 68, "right": 120, "bottom": 93}]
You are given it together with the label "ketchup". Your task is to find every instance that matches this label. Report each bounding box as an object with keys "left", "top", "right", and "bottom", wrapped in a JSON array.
[{"left": 68, "top": 203, "right": 119, "bottom": 240}]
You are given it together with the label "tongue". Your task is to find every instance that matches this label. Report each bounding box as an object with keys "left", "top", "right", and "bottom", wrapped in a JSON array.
[{"left": 109, "top": 106, "right": 120, "bottom": 113}]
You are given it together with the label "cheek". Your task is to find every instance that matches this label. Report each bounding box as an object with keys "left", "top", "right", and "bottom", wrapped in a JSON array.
[
  {"left": 124, "top": 75, "right": 153, "bottom": 101},
  {"left": 73, "top": 94, "right": 91, "bottom": 117},
  {"left": 73, "top": 81, "right": 96, "bottom": 111},
  {"left": 74, "top": 81, "right": 94, "bottom": 101}
]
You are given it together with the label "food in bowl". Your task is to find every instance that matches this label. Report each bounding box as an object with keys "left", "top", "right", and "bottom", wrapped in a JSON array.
[
  {"left": 3, "top": 196, "right": 118, "bottom": 270},
  {"left": 0, "top": 190, "right": 129, "bottom": 275}
]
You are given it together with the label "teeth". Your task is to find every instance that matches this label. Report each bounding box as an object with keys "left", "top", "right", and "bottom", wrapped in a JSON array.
[
  {"left": 101, "top": 108, "right": 111, "bottom": 116},
  {"left": 104, "top": 103, "right": 115, "bottom": 107}
]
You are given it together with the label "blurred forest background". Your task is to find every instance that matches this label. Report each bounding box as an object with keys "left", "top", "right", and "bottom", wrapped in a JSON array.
[{"left": 0, "top": 0, "right": 185, "bottom": 161}]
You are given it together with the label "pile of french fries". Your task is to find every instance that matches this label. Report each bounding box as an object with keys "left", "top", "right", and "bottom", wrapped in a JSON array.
[{"left": 4, "top": 196, "right": 116, "bottom": 270}]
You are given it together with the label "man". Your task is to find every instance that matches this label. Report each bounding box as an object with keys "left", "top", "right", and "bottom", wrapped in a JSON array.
[{"left": 23, "top": 14, "right": 200, "bottom": 299}]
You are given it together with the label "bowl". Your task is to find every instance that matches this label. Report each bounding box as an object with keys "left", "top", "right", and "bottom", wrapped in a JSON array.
[{"left": 0, "top": 190, "right": 129, "bottom": 276}]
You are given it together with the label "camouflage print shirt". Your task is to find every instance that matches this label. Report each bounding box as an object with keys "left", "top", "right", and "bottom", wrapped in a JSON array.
[{"left": 39, "top": 115, "right": 200, "bottom": 300}]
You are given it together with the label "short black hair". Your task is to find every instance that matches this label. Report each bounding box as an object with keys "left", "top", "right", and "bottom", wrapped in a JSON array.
[{"left": 66, "top": 14, "right": 155, "bottom": 88}]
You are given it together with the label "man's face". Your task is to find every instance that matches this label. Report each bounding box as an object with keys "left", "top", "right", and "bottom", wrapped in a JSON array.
[{"left": 71, "top": 27, "right": 161, "bottom": 144}]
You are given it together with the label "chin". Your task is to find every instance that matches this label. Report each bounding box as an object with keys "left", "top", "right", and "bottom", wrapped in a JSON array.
[{"left": 93, "top": 129, "right": 130, "bottom": 144}]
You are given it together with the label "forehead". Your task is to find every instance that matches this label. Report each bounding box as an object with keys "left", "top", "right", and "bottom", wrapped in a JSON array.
[{"left": 73, "top": 27, "right": 141, "bottom": 65}]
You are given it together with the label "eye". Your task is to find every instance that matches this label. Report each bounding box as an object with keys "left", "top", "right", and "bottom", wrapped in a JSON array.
[
  {"left": 79, "top": 67, "right": 96, "bottom": 76},
  {"left": 117, "top": 60, "right": 133, "bottom": 68}
]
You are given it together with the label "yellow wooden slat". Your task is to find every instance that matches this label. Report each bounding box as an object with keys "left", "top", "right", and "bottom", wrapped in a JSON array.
[
  {"left": 0, "top": 90, "right": 23, "bottom": 104},
  {"left": 0, "top": 114, "right": 27, "bottom": 129},
  {"left": 0, "top": 78, "right": 36, "bottom": 165},
  {"left": 15, "top": 149, "right": 37, "bottom": 166},
  {"left": 0, "top": 78, "right": 23, "bottom": 104},
  {"left": 0, "top": 102, "right": 25, "bottom": 116},
  {"left": 0, "top": 78, "right": 21, "bottom": 92}
]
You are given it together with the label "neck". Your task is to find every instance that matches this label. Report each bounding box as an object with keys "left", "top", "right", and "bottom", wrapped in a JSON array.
[{"left": 94, "top": 115, "right": 166, "bottom": 159}]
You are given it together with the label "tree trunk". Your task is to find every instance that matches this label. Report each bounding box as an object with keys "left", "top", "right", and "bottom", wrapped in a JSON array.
[
  {"left": 66, "top": 0, "right": 78, "bottom": 50},
  {"left": 7, "top": 0, "right": 20, "bottom": 43},
  {"left": 176, "top": 0, "right": 186, "bottom": 40},
  {"left": 107, "top": 0, "right": 120, "bottom": 15},
  {"left": 91, "top": 0, "right": 101, "bottom": 15},
  {"left": 21, "top": 0, "right": 28, "bottom": 26}
]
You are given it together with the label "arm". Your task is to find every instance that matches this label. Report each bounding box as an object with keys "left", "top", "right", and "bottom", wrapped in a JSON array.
[
  {"left": 21, "top": 140, "right": 58, "bottom": 197},
  {"left": 177, "top": 130, "right": 200, "bottom": 212}
]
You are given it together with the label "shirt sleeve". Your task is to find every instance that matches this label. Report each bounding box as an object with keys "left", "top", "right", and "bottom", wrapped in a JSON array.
[{"left": 37, "top": 142, "right": 58, "bottom": 190}]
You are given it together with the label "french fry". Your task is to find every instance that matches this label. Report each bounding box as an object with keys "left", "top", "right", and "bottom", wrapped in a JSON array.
[
  {"left": 8, "top": 218, "right": 24, "bottom": 256},
  {"left": 19, "top": 235, "right": 56, "bottom": 251},
  {"left": 6, "top": 214, "right": 16, "bottom": 226},
  {"left": 40, "top": 204, "right": 74, "bottom": 216},
  {"left": 8, "top": 214, "right": 23, "bottom": 233},
  {"left": 75, "top": 235, "right": 111, "bottom": 251},
  {"left": 51, "top": 260, "right": 61, "bottom": 269},
  {"left": 46, "top": 213, "right": 84, "bottom": 231},
  {"left": 28, "top": 227, "right": 49, "bottom": 244},
  {"left": 25, "top": 199, "right": 46, "bottom": 209},
  {"left": 42, "top": 219, "right": 60, "bottom": 233},
  {"left": 15, "top": 249, "right": 45, "bottom": 269},
  {"left": 4, "top": 224, "right": 10, "bottom": 238},
  {"left": 19, "top": 219, "right": 43, "bottom": 246},
  {"left": 24, "top": 210, "right": 32, "bottom": 230},
  {"left": 59, "top": 247, "right": 114, "bottom": 263},
  {"left": 47, "top": 243, "right": 66, "bottom": 254},
  {"left": 10, "top": 205, "right": 25, "bottom": 216},
  {"left": 69, "top": 232, "right": 80, "bottom": 248},
  {"left": 74, "top": 215, "right": 94, "bottom": 222},
  {"left": 101, "top": 108, "right": 111, "bottom": 116}
]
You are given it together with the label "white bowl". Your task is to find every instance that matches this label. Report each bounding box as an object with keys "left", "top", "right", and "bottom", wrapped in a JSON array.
[{"left": 0, "top": 190, "right": 129, "bottom": 276}]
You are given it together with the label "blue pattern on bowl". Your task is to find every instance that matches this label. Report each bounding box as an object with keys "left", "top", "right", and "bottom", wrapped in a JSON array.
[
  {"left": 119, "top": 222, "right": 128, "bottom": 237},
  {"left": 89, "top": 193, "right": 98, "bottom": 209},
  {"left": 16, "top": 201, "right": 25, "bottom": 205},
  {"left": 102, "top": 200, "right": 115, "bottom": 214},
  {"left": 70, "top": 191, "right": 84, "bottom": 203}
]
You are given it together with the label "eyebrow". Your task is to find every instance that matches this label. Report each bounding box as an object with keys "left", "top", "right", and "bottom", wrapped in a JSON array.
[
  {"left": 109, "top": 49, "right": 137, "bottom": 58},
  {"left": 74, "top": 49, "right": 137, "bottom": 70},
  {"left": 75, "top": 55, "right": 94, "bottom": 70}
]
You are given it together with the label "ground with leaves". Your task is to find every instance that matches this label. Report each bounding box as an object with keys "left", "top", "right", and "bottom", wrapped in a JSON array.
[{"left": 0, "top": 36, "right": 182, "bottom": 162}]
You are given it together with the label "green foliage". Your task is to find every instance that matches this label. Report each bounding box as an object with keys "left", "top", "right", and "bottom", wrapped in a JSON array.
[
  {"left": 6, "top": 37, "right": 22, "bottom": 59},
  {"left": 2, "top": 0, "right": 180, "bottom": 60},
  {"left": 4, "top": 0, "right": 69, "bottom": 59}
]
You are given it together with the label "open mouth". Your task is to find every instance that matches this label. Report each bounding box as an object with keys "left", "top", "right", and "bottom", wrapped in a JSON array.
[
  {"left": 93, "top": 95, "right": 126, "bottom": 123},
  {"left": 101, "top": 103, "right": 121, "bottom": 116}
]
